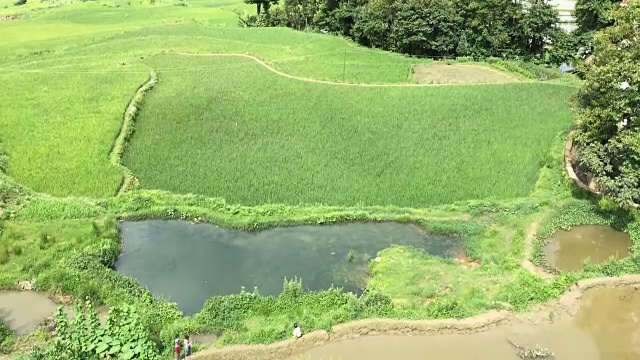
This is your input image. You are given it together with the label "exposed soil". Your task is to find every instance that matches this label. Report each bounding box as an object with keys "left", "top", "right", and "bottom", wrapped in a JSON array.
[
  {"left": 295, "top": 323, "right": 596, "bottom": 360},
  {"left": 0, "top": 14, "right": 21, "bottom": 21},
  {"left": 191, "top": 275, "right": 640, "bottom": 360},
  {"left": 411, "top": 63, "right": 521, "bottom": 84},
  {"left": 191, "top": 333, "right": 219, "bottom": 347}
]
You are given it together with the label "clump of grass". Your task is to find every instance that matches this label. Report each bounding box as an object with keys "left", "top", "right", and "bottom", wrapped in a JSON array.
[
  {"left": 38, "top": 233, "right": 55, "bottom": 250},
  {"left": 0, "top": 245, "right": 9, "bottom": 265},
  {"left": 347, "top": 249, "right": 356, "bottom": 262},
  {"left": 11, "top": 245, "right": 22, "bottom": 256}
]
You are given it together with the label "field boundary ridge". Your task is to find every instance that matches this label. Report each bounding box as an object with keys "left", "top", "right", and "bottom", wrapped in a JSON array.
[
  {"left": 109, "top": 66, "right": 158, "bottom": 196},
  {"left": 172, "top": 52, "right": 573, "bottom": 88},
  {"left": 190, "top": 274, "right": 640, "bottom": 360}
]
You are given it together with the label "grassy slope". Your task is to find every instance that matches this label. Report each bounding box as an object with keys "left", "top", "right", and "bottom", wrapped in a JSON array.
[
  {"left": 123, "top": 54, "right": 575, "bottom": 207},
  {"left": 0, "top": 70, "right": 146, "bottom": 197},
  {"left": 0, "top": 1, "right": 424, "bottom": 197},
  {"left": 2, "top": 1, "right": 619, "bottom": 354}
]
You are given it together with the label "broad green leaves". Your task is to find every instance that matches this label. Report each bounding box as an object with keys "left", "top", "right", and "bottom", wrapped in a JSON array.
[{"left": 26, "top": 300, "right": 159, "bottom": 360}]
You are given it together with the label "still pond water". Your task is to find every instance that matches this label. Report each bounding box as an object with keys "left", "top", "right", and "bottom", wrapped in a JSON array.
[
  {"left": 116, "top": 220, "right": 463, "bottom": 315},
  {"left": 544, "top": 225, "right": 632, "bottom": 272}
]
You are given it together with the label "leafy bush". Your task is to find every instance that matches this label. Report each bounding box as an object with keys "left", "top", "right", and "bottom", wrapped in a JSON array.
[
  {"left": 0, "top": 245, "right": 8, "bottom": 265},
  {"left": 573, "top": 1, "right": 640, "bottom": 209},
  {"left": 25, "top": 300, "right": 160, "bottom": 360},
  {"left": 13, "top": 0, "right": 26, "bottom": 6}
]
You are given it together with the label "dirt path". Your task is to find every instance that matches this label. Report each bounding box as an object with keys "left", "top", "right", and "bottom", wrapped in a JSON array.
[
  {"left": 522, "top": 214, "right": 554, "bottom": 279},
  {"left": 173, "top": 52, "right": 538, "bottom": 88}
]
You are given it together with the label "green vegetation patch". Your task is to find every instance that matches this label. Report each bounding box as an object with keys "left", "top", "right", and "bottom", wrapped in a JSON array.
[
  {"left": 533, "top": 200, "right": 640, "bottom": 272},
  {"left": 0, "top": 317, "right": 13, "bottom": 354},
  {"left": 0, "top": 70, "right": 147, "bottom": 197},
  {"left": 124, "top": 54, "right": 575, "bottom": 207}
]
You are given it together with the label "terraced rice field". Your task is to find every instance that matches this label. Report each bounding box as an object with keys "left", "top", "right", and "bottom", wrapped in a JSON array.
[{"left": 122, "top": 54, "right": 574, "bottom": 206}]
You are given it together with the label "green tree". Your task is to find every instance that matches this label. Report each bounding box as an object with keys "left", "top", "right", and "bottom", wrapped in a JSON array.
[
  {"left": 351, "top": 0, "right": 395, "bottom": 49},
  {"left": 575, "top": 0, "right": 620, "bottom": 34},
  {"left": 245, "top": 0, "right": 280, "bottom": 15},
  {"left": 519, "top": 0, "right": 559, "bottom": 57},
  {"left": 454, "top": 0, "right": 525, "bottom": 57},
  {"left": 456, "top": 33, "right": 471, "bottom": 56},
  {"left": 391, "top": 0, "right": 462, "bottom": 57},
  {"left": 573, "top": 0, "right": 640, "bottom": 209}
]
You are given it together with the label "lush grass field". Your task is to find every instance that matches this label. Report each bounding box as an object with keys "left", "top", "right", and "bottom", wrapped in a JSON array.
[
  {"left": 2, "top": 1, "right": 640, "bottom": 359},
  {"left": 0, "top": 2, "right": 428, "bottom": 197},
  {"left": 122, "top": 54, "right": 574, "bottom": 207},
  {"left": 0, "top": 69, "right": 146, "bottom": 197}
]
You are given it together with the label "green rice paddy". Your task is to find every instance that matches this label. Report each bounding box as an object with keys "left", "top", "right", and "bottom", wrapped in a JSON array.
[
  {"left": 5, "top": 1, "right": 640, "bottom": 359},
  {"left": 122, "top": 54, "right": 574, "bottom": 206}
]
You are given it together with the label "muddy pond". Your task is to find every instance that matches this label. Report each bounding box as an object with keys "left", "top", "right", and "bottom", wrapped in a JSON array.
[
  {"left": 0, "top": 292, "right": 57, "bottom": 335},
  {"left": 544, "top": 225, "right": 632, "bottom": 272},
  {"left": 116, "top": 220, "right": 463, "bottom": 315},
  {"left": 294, "top": 286, "right": 640, "bottom": 360}
]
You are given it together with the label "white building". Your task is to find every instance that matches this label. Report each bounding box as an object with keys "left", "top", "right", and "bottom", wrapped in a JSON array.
[{"left": 549, "top": 0, "right": 577, "bottom": 32}]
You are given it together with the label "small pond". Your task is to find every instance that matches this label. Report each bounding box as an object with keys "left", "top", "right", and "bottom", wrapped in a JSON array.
[
  {"left": 544, "top": 225, "right": 632, "bottom": 272},
  {"left": 0, "top": 292, "right": 57, "bottom": 335},
  {"left": 116, "top": 220, "right": 463, "bottom": 315}
]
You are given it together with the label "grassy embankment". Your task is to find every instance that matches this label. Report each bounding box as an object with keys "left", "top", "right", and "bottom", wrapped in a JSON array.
[{"left": 1, "top": 0, "right": 637, "bottom": 358}]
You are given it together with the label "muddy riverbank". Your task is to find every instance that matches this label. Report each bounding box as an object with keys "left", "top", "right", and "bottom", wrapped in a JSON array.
[{"left": 190, "top": 275, "right": 640, "bottom": 360}]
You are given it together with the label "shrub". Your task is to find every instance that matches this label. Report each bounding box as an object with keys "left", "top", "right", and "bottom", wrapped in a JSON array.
[
  {"left": 573, "top": 1, "right": 640, "bottom": 209},
  {"left": 13, "top": 0, "right": 26, "bottom": 6},
  {"left": 0, "top": 319, "right": 12, "bottom": 354},
  {"left": 0, "top": 245, "right": 8, "bottom": 265},
  {"left": 26, "top": 300, "right": 160, "bottom": 360}
]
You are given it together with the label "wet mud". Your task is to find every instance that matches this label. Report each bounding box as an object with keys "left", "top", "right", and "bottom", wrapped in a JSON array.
[{"left": 294, "top": 323, "right": 597, "bottom": 360}]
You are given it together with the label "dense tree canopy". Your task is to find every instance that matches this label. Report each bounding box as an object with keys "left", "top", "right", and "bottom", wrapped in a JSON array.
[
  {"left": 575, "top": 0, "right": 620, "bottom": 34},
  {"left": 245, "top": 0, "right": 280, "bottom": 15},
  {"left": 574, "top": 0, "right": 640, "bottom": 209},
  {"left": 256, "top": 0, "right": 562, "bottom": 59}
]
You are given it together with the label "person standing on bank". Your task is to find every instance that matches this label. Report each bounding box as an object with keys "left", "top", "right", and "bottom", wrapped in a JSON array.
[
  {"left": 293, "top": 323, "right": 302, "bottom": 339},
  {"left": 183, "top": 335, "right": 192, "bottom": 358},
  {"left": 174, "top": 338, "right": 182, "bottom": 360}
]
